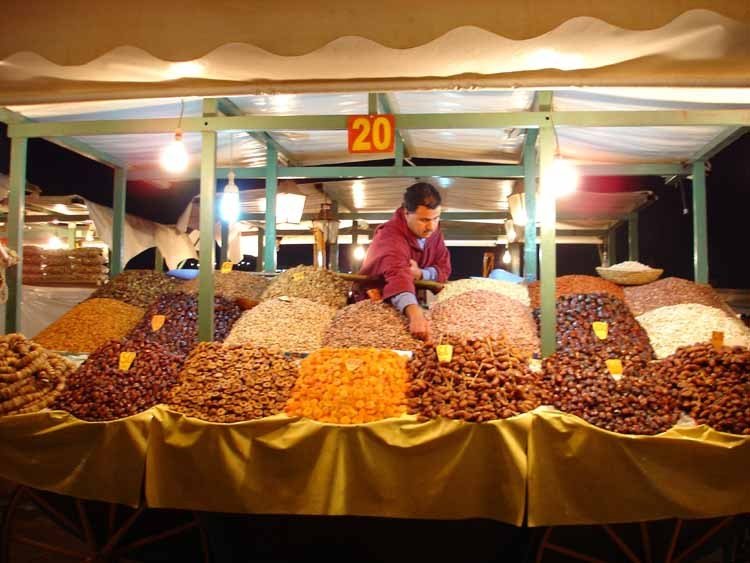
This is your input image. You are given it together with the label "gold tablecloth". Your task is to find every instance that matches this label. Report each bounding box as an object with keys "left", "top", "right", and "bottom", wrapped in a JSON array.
[
  {"left": 145, "top": 407, "right": 531, "bottom": 525},
  {"left": 527, "top": 410, "right": 750, "bottom": 526},
  {"left": 0, "top": 409, "right": 152, "bottom": 507}
]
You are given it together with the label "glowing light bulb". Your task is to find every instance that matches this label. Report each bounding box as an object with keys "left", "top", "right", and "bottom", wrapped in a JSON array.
[
  {"left": 220, "top": 172, "right": 240, "bottom": 223},
  {"left": 160, "top": 129, "right": 189, "bottom": 173},
  {"left": 502, "top": 249, "right": 512, "bottom": 265},
  {"left": 353, "top": 245, "right": 366, "bottom": 261},
  {"left": 542, "top": 158, "right": 579, "bottom": 198},
  {"left": 46, "top": 236, "right": 65, "bottom": 250}
]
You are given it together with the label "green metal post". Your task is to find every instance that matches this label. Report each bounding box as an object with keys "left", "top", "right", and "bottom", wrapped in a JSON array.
[
  {"left": 154, "top": 247, "right": 164, "bottom": 272},
  {"left": 5, "top": 137, "right": 27, "bottom": 333},
  {"left": 628, "top": 212, "right": 639, "bottom": 262},
  {"left": 692, "top": 160, "right": 709, "bottom": 283},
  {"left": 256, "top": 228, "right": 264, "bottom": 272},
  {"left": 111, "top": 167, "right": 127, "bottom": 277},
  {"left": 264, "top": 145, "right": 278, "bottom": 272},
  {"left": 368, "top": 93, "right": 378, "bottom": 115},
  {"left": 607, "top": 228, "right": 617, "bottom": 267},
  {"left": 329, "top": 201, "right": 339, "bottom": 272},
  {"left": 538, "top": 126, "right": 557, "bottom": 357},
  {"left": 523, "top": 130, "right": 538, "bottom": 281},
  {"left": 220, "top": 221, "right": 229, "bottom": 264},
  {"left": 198, "top": 100, "right": 218, "bottom": 341},
  {"left": 394, "top": 135, "right": 405, "bottom": 167}
]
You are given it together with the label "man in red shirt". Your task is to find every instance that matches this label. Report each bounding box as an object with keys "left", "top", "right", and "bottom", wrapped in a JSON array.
[{"left": 357, "top": 182, "right": 451, "bottom": 341}]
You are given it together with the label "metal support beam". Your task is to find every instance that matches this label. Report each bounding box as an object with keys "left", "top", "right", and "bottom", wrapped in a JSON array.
[
  {"left": 692, "top": 126, "right": 748, "bottom": 161},
  {"left": 5, "top": 137, "right": 27, "bottom": 333},
  {"left": 241, "top": 211, "right": 509, "bottom": 222},
  {"left": 329, "top": 201, "right": 339, "bottom": 272},
  {"left": 607, "top": 228, "right": 617, "bottom": 267},
  {"left": 256, "top": 228, "right": 264, "bottom": 272},
  {"left": 692, "top": 161, "right": 709, "bottom": 284},
  {"left": 539, "top": 125, "right": 557, "bottom": 357},
  {"left": 198, "top": 99, "right": 218, "bottom": 342},
  {"left": 220, "top": 221, "right": 229, "bottom": 264},
  {"left": 368, "top": 93, "right": 378, "bottom": 115},
  {"left": 111, "top": 167, "right": 127, "bottom": 277},
  {"left": 153, "top": 247, "right": 164, "bottom": 272},
  {"left": 377, "top": 93, "right": 410, "bottom": 166},
  {"left": 264, "top": 145, "right": 278, "bottom": 273},
  {"left": 523, "top": 129, "right": 538, "bottom": 281},
  {"left": 628, "top": 212, "right": 639, "bottom": 262}
]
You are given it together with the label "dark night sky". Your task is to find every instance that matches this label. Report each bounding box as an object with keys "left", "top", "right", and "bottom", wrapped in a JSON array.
[{"left": 1, "top": 123, "right": 748, "bottom": 288}]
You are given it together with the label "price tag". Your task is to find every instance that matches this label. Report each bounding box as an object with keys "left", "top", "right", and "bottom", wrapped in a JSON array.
[
  {"left": 347, "top": 114, "right": 395, "bottom": 154},
  {"left": 367, "top": 288, "right": 382, "bottom": 302},
  {"left": 711, "top": 331, "right": 724, "bottom": 350},
  {"left": 151, "top": 315, "right": 166, "bottom": 331},
  {"left": 606, "top": 359, "right": 623, "bottom": 381},
  {"left": 293, "top": 272, "right": 305, "bottom": 282},
  {"left": 592, "top": 321, "right": 609, "bottom": 340},
  {"left": 278, "top": 296, "right": 292, "bottom": 302},
  {"left": 220, "top": 261, "right": 233, "bottom": 273},
  {"left": 119, "top": 352, "right": 136, "bottom": 372},
  {"left": 436, "top": 344, "right": 453, "bottom": 363},
  {"left": 528, "top": 358, "right": 542, "bottom": 373}
]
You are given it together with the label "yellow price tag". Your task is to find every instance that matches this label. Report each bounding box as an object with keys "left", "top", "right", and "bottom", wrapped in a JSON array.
[
  {"left": 220, "top": 261, "right": 233, "bottom": 273},
  {"left": 151, "top": 315, "right": 166, "bottom": 331},
  {"left": 293, "top": 272, "right": 305, "bottom": 282},
  {"left": 436, "top": 344, "right": 453, "bottom": 363},
  {"left": 606, "top": 359, "right": 623, "bottom": 380},
  {"left": 278, "top": 296, "right": 291, "bottom": 302},
  {"left": 592, "top": 321, "right": 609, "bottom": 340},
  {"left": 528, "top": 358, "right": 542, "bottom": 373},
  {"left": 119, "top": 352, "right": 136, "bottom": 372},
  {"left": 711, "top": 331, "right": 724, "bottom": 350}
]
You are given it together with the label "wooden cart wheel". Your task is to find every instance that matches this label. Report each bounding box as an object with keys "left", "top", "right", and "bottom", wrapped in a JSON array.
[
  {"left": 534, "top": 516, "right": 744, "bottom": 563},
  {"left": 0, "top": 485, "right": 209, "bottom": 563}
]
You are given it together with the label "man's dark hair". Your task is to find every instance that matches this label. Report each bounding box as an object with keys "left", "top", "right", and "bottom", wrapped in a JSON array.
[{"left": 402, "top": 182, "right": 442, "bottom": 212}]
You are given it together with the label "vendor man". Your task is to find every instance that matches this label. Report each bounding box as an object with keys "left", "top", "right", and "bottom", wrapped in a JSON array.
[{"left": 357, "top": 182, "right": 451, "bottom": 341}]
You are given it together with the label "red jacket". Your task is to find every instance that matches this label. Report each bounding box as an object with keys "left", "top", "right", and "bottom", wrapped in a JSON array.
[{"left": 357, "top": 208, "right": 451, "bottom": 300}]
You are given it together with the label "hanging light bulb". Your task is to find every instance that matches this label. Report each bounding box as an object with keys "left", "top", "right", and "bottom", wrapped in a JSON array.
[
  {"left": 353, "top": 245, "right": 367, "bottom": 261},
  {"left": 505, "top": 218, "right": 517, "bottom": 243},
  {"left": 160, "top": 100, "right": 189, "bottom": 173},
  {"left": 220, "top": 171, "right": 240, "bottom": 224},
  {"left": 45, "top": 236, "right": 66, "bottom": 250},
  {"left": 542, "top": 157, "right": 579, "bottom": 198},
  {"left": 502, "top": 249, "right": 512, "bottom": 265}
]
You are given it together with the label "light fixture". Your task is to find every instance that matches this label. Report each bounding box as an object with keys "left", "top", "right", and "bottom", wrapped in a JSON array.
[
  {"left": 353, "top": 245, "right": 367, "bottom": 261},
  {"left": 220, "top": 172, "right": 240, "bottom": 224},
  {"left": 508, "top": 193, "right": 527, "bottom": 227},
  {"left": 45, "top": 236, "right": 66, "bottom": 250},
  {"left": 502, "top": 249, "right": 512, "bottom": 265},
  {"left": 542, "top": 157, "right": 579, "bottom": 198},
  {"left": 160, "top": 100, "right": 189, "bottom": 173},
  {"left": 505, "top": 218, "right": 517, "bottom": 243},
  {"left": 276, "top": 193, "right": 306, "bottom": 224}
]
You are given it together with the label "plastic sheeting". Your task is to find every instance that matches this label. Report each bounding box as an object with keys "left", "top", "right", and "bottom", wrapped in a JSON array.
[{"left": 0, "top": 285, "right": 94, "bottom": 338}]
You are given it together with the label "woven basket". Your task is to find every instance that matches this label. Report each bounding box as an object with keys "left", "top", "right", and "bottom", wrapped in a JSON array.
[{"left": 596, "top": 266, "right": 663, "bottom": 286}]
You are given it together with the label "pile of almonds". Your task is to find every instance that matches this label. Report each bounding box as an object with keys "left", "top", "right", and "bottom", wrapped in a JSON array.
[
  {"left": 91, "top": 270, "right": 185, "bottom": 308},
  {"left": 167, "top": 343, "right": 300, "bottom": 423},
  {"left": 54, "top": 340, "right": 181, "bottom": 421},
  {"left": 527, "top": 275, "right": 624, "bottom": 309},
  {"left": 647, "top": 343, "right": 750, "bottom": 435},
  {"left": 0, "top": 334, "right": 73, "bottom": 416},
  {"left": 407, "top": 336, "right": 547, "bottom": 422},
  {"left": 323, "top": 300, "right": 423, "bottom": 352},
  {"left": 125, "top": 292, "right": 242, "bottom": 356},
  {"left": 624, "top": 277, "right": 733, "bottom": 317},
  {"left": 430, "top": 290, "right": 540, "bottom": 358},
  {"left": 262, "top": 265, "right": 351, "bottom": 309}
]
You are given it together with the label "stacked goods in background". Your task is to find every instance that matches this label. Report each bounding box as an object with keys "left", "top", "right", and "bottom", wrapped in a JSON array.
[
  {"left": 430, "top": 290, "right": 540, "bottom": 358},
  {"left": 261, "top": 265, "right": 351, "bottom": 309},
  {"left": 0, "top": 334, "right": 74, "bottom": 416},
  {"left": 90, "top": 270, "right": 185, "bottom": 308},
  {"left": 33, "top": 298, "right": 145, "bottom": 353},
  {"left": 408, "top": 336, "right": 548, "bottom": 422},
  {"left": 168, "top": 343, "right": 300, "bottom": 422},
  {"left": 23, "top": 246, "right": 109, "bottom": 286}
]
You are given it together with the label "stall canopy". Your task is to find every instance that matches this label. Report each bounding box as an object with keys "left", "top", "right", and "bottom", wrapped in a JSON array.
[{"left": 1, "top": 2, "right": 750, "bottom": 105}]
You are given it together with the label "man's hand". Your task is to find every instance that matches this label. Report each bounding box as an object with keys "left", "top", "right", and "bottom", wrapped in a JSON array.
[
  {"left": 405, "top": 304, "right": 431, "bottom": 342},
  {"left": 409, "top": 259, "right": 423, "bottom": 281}
]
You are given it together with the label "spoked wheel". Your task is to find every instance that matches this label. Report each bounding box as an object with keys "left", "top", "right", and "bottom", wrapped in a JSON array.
[
  {"left": 1, "top": 485, "right": 209, "bottom": 563},
  {"left": 534, "top": 515, "right": 747, "bottom": 563}
]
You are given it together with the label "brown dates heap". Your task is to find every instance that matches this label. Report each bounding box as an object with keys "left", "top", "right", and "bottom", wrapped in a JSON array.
[
  {"left": 125, "top": 292, "right": 242, "bottom": 357},
  {"left": 167, "top": 343, "right": 300, "bottom": 423},
  {"left": 543, "top": 353, "right": 680, "bottom": 435},
  {"left": 91, "top": 270, "right": 185, "bottom": 308},
  {"left": 54, "top": 340, "right": 181, "bottom": 421},
  {"left": 647, "top": 343, "right": 750, "bottom": 435},
  {"left": 407, "top": 336, "right": 548, "bottom": 422}
]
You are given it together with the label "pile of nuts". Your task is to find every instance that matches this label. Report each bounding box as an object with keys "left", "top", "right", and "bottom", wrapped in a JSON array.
[
  {"left": 0, "top": 334, "right": 73, "bottom": 416},
  {"left": 33, "top": 298, "right": 145, "bottom": 353},
  {"left": 636, "top": 303, "right": 750, "bottom": 359},
  {"left": 125, "top": 292, "right": 242, "bottom": 356},
  {"left": 647, "top": 343, "right": 750, "bottom": 435},
  {"left": 436, "top": 278, "right": 530, "bottom": 307},
  {"left": 537, "top": 293, "right": 655, "bottom": 372},
  {"left": 224, "top": 297, "right": 336, "bottom": 353},
  {"left": 285, "top": 348, "right": 409, "bottom": 424},
  {"left": 262, "top": 266, "right": 351, "bottom": 309},
  {"left": 54, "top": 340, "right": 181, "bottom": 421},
  {"left": 167, "top": 343, "right": 300, "bottom": 423},
  {"left": 323, "top": 300, "right": 423, "bottom": 352},
  {"left": 91, "top": 270, "right": 185, "bottom": 308},
  {"left": 542, "top": 353, "right": 681, "bottom": 435},
  {"left": 182, "top": 271, "right": 271, "bottom": 302},
  {"left": 624, "top": 277, "right": 733, "bottom": 317},
  {"left": 430, "top": 290, "right": 540, "bottom": 358},
  {"left": 527, "top": 275, "right": 624, "bottom": 309},
  {"left": 407, "top": 336, "right": 547, "bottom": 422}
]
